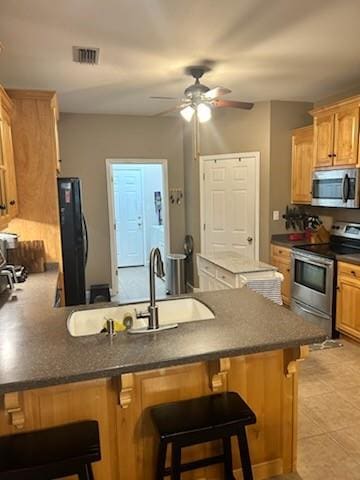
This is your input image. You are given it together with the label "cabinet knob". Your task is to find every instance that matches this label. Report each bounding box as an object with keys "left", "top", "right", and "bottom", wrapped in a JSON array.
[
  {"left": 9, "top": 200, "right": 16, "bottom": 206},
  {"left": 247, "top": 237, "right": 253, "bottom": 243},
  {"left": 328, "top": 154, "right": 332, "bottom": 158},
  {"left": 333, "top": 153, "right": 337, "bottom": 157}
]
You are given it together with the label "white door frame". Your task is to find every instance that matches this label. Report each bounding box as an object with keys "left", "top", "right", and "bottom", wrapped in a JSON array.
[
  {"left": 106, "top": 158, "right": 170, "bottom": 295},
  {"left": 199, "top": 152, "right": 260, "bottom": 260}
]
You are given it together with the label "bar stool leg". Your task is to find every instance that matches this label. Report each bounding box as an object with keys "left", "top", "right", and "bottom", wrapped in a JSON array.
[
  {"left": 171, "top": 443, "right": 182, "bottom": 480},
  {"left": 237, "top": 427, "right": 253, "bottom": 480},
  {"left": 156, "top": 439, "right": 168, "bottom": 480},
  {"left": 78, "top": 464, "right": 94, "bottom": 480},
  {"left": 222, "top": 436, "right": 236, "bottom": 480}
]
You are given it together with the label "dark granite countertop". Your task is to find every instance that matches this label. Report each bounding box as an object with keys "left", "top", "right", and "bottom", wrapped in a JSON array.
[
  {"left": 271, "top": 234, "right": 310, "bottom": 249},
  {"left": 336, "top": 253, "right": 360, "bottom": 266},
  {"left": 0, "top": 270, "right": 326, "bottom": 394}
]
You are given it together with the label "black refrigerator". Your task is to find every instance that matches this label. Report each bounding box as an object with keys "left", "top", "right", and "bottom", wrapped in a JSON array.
[{"left": 58, "top": 178, "right": 88, "bottom": 306}]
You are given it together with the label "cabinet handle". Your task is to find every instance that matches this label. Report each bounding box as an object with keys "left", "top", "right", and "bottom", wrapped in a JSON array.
[
  {"left": 333, "top": 153, "right": 337, "bottom": 157},
  {"left": 0, "top": 204, "right": 6, "bottom": 210},
  {"left": 351, "top": 270, "right": 357, "bottom": 276},
  {"left": 328, "top": 154, "right": 332, "bottom": 158},
  {"left": 9, "top": 200, "right": 16, "bottom": 206}
]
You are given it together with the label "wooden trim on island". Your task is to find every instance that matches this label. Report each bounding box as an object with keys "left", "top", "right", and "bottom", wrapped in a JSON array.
[{"left": 0, "top": 348, "right": 307, "bottom": 479}]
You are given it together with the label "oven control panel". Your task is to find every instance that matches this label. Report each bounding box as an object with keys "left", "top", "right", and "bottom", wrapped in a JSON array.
[{"left": 331, "top": 222, "right": 360, "bottom": 239}]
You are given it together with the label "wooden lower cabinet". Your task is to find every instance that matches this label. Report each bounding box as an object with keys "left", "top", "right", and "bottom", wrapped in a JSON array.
[
  {"left": 271, "top": 245, "right": 292, "bottom": 305},
  {"left": 336, "top": 262, "right": 360, "bottom": 341},
  {"left": 0, "top": 348, "right": 306, "bottom": 479}
]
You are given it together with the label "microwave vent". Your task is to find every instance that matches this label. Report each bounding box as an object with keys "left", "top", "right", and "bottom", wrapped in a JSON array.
[{"left": 72, "top": 46, "right": 100, "bottom": 65}]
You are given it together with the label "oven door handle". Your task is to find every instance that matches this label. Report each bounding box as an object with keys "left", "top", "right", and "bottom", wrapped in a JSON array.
[
  {"left": 293, "top": 301, "right": 330, "bottom": 319},
  {"left": 292, "top": 253, "right": 333, "bottom": 268},
  {"left": 342, "top": 173, "right": 350, "bottom": 203}
]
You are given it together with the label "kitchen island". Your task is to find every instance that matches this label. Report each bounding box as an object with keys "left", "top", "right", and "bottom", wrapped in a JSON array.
[{"left": 0, "top": 271, "right": 325, "bottom": 479}]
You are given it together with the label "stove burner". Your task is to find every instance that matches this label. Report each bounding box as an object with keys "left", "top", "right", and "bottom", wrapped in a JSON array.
[{"left": 294, "top": 243, "right": 360, "bottom": 259}]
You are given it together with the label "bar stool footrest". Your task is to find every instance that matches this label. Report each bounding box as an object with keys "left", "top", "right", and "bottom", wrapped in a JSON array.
[{"left": 163, "top": 453, "right": 225, "bottom": 475}]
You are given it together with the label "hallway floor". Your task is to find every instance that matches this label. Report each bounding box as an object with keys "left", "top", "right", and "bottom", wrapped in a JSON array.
[
  {"left": 274, "top": 337, "right": 360, "bottom": 480},
  {"left": 113, "top": 265, "right": 168, "bottom": 304}
]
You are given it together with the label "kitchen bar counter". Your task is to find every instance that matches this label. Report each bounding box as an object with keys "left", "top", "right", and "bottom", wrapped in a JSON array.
[
  {"left": 0, "top": 270, "right": 327, "bottom": 480},
  {"left": 0, "top": 270, "right": 325, "bottom": 394}
]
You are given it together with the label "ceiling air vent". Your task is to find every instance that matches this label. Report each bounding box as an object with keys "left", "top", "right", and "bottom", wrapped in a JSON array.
[{"left": 72, "top": 46, "right": 100, "bottom": 65}]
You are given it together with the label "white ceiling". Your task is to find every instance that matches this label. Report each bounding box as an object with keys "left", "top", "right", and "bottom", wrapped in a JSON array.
[{"left": 1, "top": 0, "right": 360, "bottom": 114}]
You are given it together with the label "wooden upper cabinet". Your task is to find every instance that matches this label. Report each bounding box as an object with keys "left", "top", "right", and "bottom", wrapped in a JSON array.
[
  {"left": 0, "top": 87, "right": 17, "bottom": 227},
  {"left": 51, "top": 95, "right": 61, "bottom": 173},
  {"left": 313, "top": 114, "right": 334, "bottom": 168},
  {"left": 333, "top": 106, "right": 359, "bottom": 166},
  {"left": 311, "top": 96, "right": 360, "bottom": 169},
  {"left": 291, "top": 125, "right": 313, "bottom": 204}
]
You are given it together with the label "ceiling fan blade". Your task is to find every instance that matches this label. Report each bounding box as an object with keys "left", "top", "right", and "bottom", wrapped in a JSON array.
[
  {"left": 213, "top": 99, "right": 254, "bottom": 110},
  {"left": 204, "top": 86, "right": 231, "bottom": 100},
  {"left": 152, "top": 104, "right": 187, "bottom": 117},
  {"left": 150, "top": 96, "right": 179, "bottom": 100}
]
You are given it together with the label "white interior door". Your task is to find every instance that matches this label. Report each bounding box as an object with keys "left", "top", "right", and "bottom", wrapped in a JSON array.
[
  {"left": 203, "top": 156, "right": 257, "bottom": 258},
  {"left": 114, "top": 168, "right": 144, "bottom": 267}
]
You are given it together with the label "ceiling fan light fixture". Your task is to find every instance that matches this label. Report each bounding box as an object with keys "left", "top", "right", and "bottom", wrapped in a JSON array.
[
  {"left": 197, "top": 102, "right": 212, "bottom": 123},
  {"left": 180, "top": 105, "right": 195, "bottom": 122}
]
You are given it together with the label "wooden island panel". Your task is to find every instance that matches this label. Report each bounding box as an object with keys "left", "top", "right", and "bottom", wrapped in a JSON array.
[{"left": 0, "top": 347, "right": 307, "bottom": 480}]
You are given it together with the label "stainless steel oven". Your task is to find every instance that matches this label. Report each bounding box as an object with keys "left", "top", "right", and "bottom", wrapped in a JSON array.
[
  {"left": 312, "top": 168, "right": 360, "bottom": 208},
  {"left": 291, "top": 251, "right": 335, "bottom": 338}
]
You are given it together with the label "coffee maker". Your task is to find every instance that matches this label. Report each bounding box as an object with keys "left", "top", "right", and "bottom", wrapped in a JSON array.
[{"left": 0, "top": 233, "right": 27, "bottom": 293}]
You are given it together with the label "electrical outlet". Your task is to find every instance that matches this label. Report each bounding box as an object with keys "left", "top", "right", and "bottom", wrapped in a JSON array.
[{"left": 273, "top": 210, "right": 280, "bottom": 221}]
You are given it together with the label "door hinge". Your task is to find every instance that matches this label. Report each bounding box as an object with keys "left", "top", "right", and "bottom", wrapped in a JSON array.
[
  {"left": 114, "top": 223, "right": 116, "bottom": 230},
  {"left": 203, "top": 172, "right": 205, "bottom": 181},
  {"left": 203, "top": 223, "right": 206, "bottom": 231}
]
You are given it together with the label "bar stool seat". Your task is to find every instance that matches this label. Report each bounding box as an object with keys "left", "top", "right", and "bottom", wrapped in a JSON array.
[
  {"left": 0, "top": 420, "right": 101, "bottom": 480},
  {"left": 151, "top": 391, "right": 256, "bottom": 480}
]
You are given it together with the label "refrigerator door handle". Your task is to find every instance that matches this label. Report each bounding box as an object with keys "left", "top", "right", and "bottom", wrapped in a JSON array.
[{"left": 82, "top": 214, "right": 89, "bottom": 267}]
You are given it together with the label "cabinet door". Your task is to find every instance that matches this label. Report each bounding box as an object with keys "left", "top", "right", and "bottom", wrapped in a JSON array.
[
  {"left": 52, "top": 105, "right": 61, "bottom": 173},
  {"left": 2, "top": 118, "right": 18, "bottom": 218},
  {"left": 336, "top": 274, "right": 360, "bottom": 339},
  {"left": 313, "top": 114, "right": 334, "bottom": 168},
  {"left": 333, "top": 106, "right": 359, "bottom": 166},
  {"left": 291, "top": 127, "right": 313, "bottom": 204},
  {"left": 271, "top": 255, "right": 291, "bottom": 305},
  {"left": 0, "top": 121, "right": 10, "bottom": 227}
]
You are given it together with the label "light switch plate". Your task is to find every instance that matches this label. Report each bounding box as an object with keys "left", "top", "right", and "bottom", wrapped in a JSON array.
[{"left": 273, "top": 210, "right": 280, "bottom": 221}]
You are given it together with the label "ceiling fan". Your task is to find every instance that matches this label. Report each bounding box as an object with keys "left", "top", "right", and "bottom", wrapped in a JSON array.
[{"left": 151, "top": 65, "right": 254, "bottom": 123}]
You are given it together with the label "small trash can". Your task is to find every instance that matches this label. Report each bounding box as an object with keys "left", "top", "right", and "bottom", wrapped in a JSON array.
[{"left": 166, "top": 254, "right": 186, "bottom": 295}]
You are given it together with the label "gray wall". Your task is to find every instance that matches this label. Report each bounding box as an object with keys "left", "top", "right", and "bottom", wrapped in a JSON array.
[
  {"left": 269, "top": 101, "right": 313, "bottom": 237},
  {"left": 59, "top": 113, "right": 185, "bottom": 288}
]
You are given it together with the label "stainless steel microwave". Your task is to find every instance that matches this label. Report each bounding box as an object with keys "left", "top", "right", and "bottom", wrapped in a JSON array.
[{"left": 312, "top": 168, "right": 360, "bottom": 208}]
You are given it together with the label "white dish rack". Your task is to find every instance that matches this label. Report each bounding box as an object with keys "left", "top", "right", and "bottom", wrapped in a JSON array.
[{"left": 239, "top": 270, "right": 284, "bottom": 305}]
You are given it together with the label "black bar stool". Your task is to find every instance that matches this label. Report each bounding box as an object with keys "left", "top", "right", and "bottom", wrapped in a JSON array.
[
  {"left": 151, "top": 391, "right": 256, "bottom": 480},
  {"left": 0, "top": 420, "right": 101, "bottom": 480}
]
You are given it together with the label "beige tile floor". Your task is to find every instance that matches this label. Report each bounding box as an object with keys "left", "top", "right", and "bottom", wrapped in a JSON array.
[
  {"left": 272, "top": 338, "right": 360, "bottom": 480},
  {"left": 112, "top": 272, "right": 360, "bottom": 479},
  {"left": 113, "top": 265, "right": 168, "bottom": 304}
]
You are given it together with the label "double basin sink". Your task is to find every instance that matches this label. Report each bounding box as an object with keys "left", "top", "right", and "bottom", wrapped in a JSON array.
[{"left": 67, "top": 298, "right": 215, "bottom": 337}]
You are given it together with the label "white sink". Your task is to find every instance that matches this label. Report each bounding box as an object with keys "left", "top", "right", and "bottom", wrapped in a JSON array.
[{"left": 67, "top": 298, "right": 215, "bottom": 337}]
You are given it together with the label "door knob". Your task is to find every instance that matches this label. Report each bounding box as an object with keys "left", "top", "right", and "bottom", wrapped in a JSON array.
[{"left": 247, "top": 236, "right": 253, "bottom": 243}]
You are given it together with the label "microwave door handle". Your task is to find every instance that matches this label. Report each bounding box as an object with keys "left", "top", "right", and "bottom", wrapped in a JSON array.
[{"left": 342, "top": 174, "right": 350, "bottom": 203}]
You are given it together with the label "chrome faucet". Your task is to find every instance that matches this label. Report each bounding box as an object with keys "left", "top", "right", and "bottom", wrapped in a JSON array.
[{"left": 129, "top": 248, "right": 177, "bottom": 333}]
